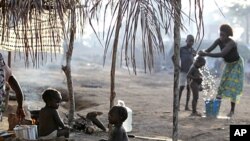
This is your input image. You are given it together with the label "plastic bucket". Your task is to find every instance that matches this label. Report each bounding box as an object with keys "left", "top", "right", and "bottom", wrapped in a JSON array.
[{"left": 205, "top": 99, "right": 221, "bottom": 118}]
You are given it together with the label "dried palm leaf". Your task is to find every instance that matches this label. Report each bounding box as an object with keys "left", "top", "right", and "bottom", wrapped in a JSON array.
[
  {"left": 0, "top": 0, "right": 88, "bottom": 66},
  {"left": 90, "top": 0, "right": 204, "bottom": 73}
]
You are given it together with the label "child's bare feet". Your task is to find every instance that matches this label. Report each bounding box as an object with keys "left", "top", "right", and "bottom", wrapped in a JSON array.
[
  {"left": 227, "top": 111, "right": 234, "bottom": 117},
  {"left": 190, "top": 112, "right": 202, "bottom": 117},
  {"left": 216, "top": 95, "right": 222, "bottom": 99}
]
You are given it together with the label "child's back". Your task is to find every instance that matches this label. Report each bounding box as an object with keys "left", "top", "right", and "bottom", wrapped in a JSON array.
[
  {"left": 109, "top": 125, "right": 128, "bottom": 141},
  {"left": 38, "top": 88, "right": 69, "bottom": 139},
  {"left": 39, "top": 106, "right": 65, "bottom": 136}
]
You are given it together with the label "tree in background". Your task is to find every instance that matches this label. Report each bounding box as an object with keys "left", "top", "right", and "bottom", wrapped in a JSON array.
[{"left": 224, "top": 1, "right": 250, "bottom": 43}]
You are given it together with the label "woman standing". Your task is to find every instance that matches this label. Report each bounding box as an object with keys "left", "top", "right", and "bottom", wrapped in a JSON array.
[{"left": 198, "top": 24, "right": 244, "bottom": 117}]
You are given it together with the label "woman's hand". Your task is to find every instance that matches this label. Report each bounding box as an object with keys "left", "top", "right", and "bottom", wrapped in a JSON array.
[
  {"left": 16, "top": 106, "right": 25, "bottom": 122},
  {"left": 198, "top": 50, "right": 207, "bottom": 56}
]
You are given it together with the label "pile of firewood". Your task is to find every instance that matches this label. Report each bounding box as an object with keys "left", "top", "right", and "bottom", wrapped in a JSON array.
[{"left": 66, "top": 113, "right": 107, "bottom": 135}]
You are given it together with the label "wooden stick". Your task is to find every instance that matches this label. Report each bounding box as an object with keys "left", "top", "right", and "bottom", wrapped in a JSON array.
[{"left": 128, "top": 134, "right": 169, "bottom": 141}]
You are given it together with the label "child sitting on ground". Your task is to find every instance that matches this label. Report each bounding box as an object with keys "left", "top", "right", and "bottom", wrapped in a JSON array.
[
  {"left": 187, "top": 56, "right": 206, "bottom": 116},
  {"left": 100, "top": 106, "right": 129, "bottom": 141},
  {"left": 39, "top": 88, "right": 69, "bottom": 139}
]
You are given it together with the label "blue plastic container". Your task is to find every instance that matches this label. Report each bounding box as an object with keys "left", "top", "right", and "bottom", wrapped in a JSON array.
[{"left": 205, "top": 99, "right": 221, "bottom": 118}]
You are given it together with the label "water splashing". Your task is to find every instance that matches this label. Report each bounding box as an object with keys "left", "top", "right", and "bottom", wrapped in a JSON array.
[
  {"left": 200, "top": 64, "right": 222, "bottom": 117},
  {"left": 200, "top": 66, "right": 218, "bottom": 101}
]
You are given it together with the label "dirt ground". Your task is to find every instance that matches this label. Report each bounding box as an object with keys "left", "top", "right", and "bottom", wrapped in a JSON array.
[{"left": 1, "top": 51, "right": 250, "bottom": 141}]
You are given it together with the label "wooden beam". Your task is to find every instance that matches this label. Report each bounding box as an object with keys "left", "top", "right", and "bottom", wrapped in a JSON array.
[{"left": 7, "top": 51, "right": 11, "bottom": 67}]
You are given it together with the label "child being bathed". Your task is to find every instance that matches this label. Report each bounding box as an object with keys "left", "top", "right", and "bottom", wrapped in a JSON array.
[
  {"left": 39, "top": 88, "right": 69, "bottom": 139},
  {"left": 187, "top": 56, "right": 206, "bottom": 116},
  {"left": 100, "top": 106, "right": 129, "bottom": 141}
]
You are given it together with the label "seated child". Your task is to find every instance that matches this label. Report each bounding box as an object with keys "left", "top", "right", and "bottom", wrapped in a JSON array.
[
  {"left": 100, "top": 106, "right": 129, "bottom": 141},
  {"left": 39, "top": 88, "right": 69, "bottom": 139},
  {"left": 187, "top": 56, "right": 206, "bottom": 116}
]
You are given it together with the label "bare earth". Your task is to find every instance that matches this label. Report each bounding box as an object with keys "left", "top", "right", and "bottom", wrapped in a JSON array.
[{"left": 1, "top": 51, "right": 250, "bottom": 141}]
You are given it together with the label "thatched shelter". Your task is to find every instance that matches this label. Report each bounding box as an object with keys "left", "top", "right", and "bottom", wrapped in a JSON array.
[
  {"left": 0, "top": 0, "right": 88, "bottom": 125},
  {"left": 0, "top": 0, "right": 69, "bottom": 57}
]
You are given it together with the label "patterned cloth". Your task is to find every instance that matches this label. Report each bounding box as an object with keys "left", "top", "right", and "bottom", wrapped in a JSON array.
[
  {"left": 0, "top": 53, "right": 5, "bottom": 112},
  {"left": 217, "top": 57, "right": 244, "bottom": 103}
]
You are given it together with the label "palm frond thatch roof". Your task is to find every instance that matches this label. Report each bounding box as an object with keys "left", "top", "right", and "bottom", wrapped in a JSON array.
[
  {"left": 0, "top": 13, "right": 63, "bottom": 52},
  {"left": 0, "top": 0, "right": 84, "bottom": 65},
  {"left": 90, "top": 0, "right": 204, "bottom": 72},
  {"left": 0, "top": 0, "right": 204, "bottom": 69}
]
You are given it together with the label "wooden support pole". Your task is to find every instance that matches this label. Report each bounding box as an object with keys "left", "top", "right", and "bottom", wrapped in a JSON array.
[{"left": 173, "top": 0, "right": 181, "bottom": 141}]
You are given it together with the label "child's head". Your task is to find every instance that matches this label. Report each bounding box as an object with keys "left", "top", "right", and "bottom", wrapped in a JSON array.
[
  {"left": 108, "top": 106, "right": 128, "bottom": 125},
  {"left": 194, "top": 56, "right": 206, "bottom": 68},
  {"left": 186, "top": 34, "right": 194, "bottom": 47},
  {"left": 42, "top": 88, "right": 62, "bottom": 109}
]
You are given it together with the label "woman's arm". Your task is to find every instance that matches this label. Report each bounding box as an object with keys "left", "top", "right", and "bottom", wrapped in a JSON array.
[
  {"left": 3, "top": 62, "right": 25, "bottom": 121},
  {"left": 205, "top": 40, "right": 235, "bottom": 58},
  {"left": 8, "top": 75, "right": 25, "bottom": 121},
  {"left": 205, "top": 39, "right": 220, "bottom": 52}
]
